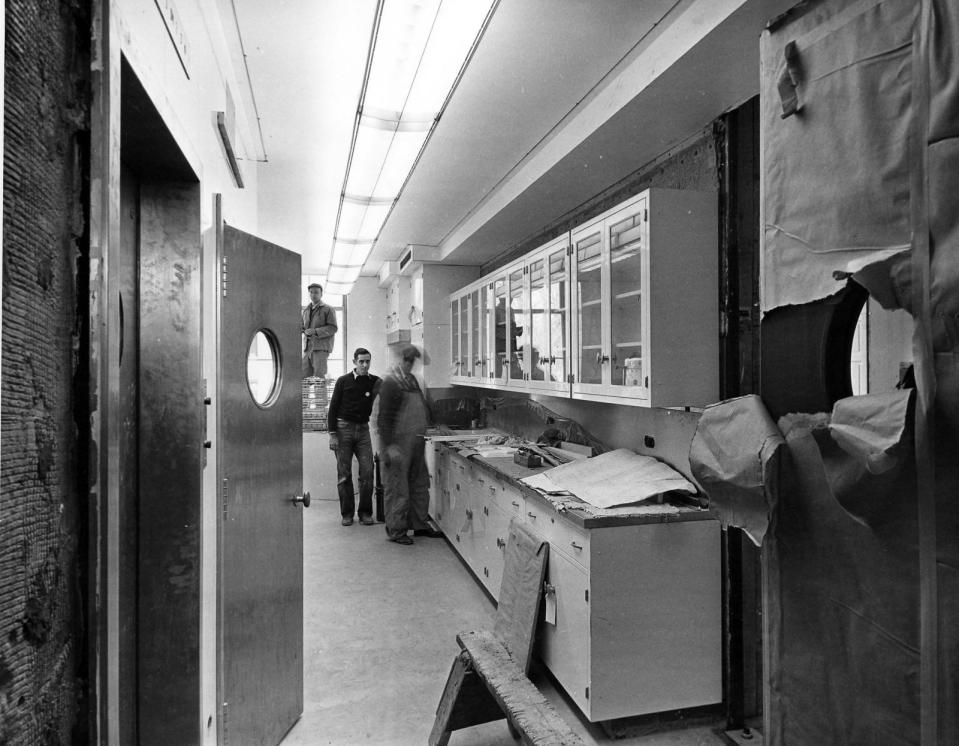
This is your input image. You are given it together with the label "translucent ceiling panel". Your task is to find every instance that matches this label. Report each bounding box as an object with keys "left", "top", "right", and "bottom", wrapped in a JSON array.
[
  {"left": 404, "top": 1, "right": 495, "bottom": 117},
  {"left": 345, "top": 122, "right": 395, "bottom": 198},
  {"left": 371, "top": 127, "right": 429, "bottom": 200},
  {"left": 331, "top": 240, "right": 373, "bottom": 267},
  {"left": 327, "top": 264, "right": 362, "bottom": 285},
  {"left": 364, "top": 0, "right": 441, "bottom": 115}
]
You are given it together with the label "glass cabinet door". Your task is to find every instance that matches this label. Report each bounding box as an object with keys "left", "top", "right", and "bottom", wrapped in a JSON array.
[
  {"left": 547, "top": 245, "right": 569, "bottom": 385},
  {"left": 574, "top": 229, "right": 603, "bottom": 385},
  {"left": 608, "top": 205, "right": 647, "bottom": 393},
  {"left": 450, "top": 297, "right": 462, "bottom": 379},
  {"left": 471, "top": 285, "right": 488, "bottom": 380},
  {"left": 508, "top": 267, "right": 527, "bottom": 383},
  {"left": 492, "top": 276, "right": 508, "bottom": 381},
  {"left": 528, "top": 258, "right": 548, "bottom": 382},
  {"left": 459, "top": 293, "right": 471, "bottom": 379}
]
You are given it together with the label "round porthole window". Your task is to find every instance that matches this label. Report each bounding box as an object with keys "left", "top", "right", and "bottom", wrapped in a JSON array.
[{"left": 246, "top": 329, "right": 281, "bottom": 407}]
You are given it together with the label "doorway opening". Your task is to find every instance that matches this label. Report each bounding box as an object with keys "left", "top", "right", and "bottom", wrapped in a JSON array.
[{"left": 117, "top": 56, "right": 203, "bottom": 744}]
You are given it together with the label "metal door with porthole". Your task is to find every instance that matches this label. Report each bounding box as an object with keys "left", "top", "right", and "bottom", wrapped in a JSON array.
[{"left": 217, "top": 219, "right": 304, "bottom": 745}]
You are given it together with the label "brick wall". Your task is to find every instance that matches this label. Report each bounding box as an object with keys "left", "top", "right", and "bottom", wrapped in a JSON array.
[{"left": 2, "top": 0, "right": 91, "bottom": 742}]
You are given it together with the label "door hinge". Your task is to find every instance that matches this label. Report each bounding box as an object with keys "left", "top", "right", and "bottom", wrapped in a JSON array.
[
  {"left": 221, "top": 478, "right": 229, "bottom": 520},
  {"left": 567, "top": 373, "right": 574, "bottom": 384},
  {"left": 585, "top": 686, "right": 590, "bottom": 700},
  {"left": 222, "top": 701, "right": 229, "bottom": 745},
  {"left": 644, "top": 208, "right": 648, "bottom": 222},
  {"left": 585, "top": 589, "right": 589, "bottom": 603},
  {"left": 221, "top": 255, "right": 229, "bottom": 297}
]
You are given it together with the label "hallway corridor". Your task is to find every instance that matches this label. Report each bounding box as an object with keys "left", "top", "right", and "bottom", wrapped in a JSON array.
[{"left": 283, "top": 433, "right": 728, "bottom": 745}]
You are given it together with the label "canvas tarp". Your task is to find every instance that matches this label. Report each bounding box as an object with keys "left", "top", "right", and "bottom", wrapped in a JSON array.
[{"left": 761, "top": 0, "right": 916, "bottom": 312}]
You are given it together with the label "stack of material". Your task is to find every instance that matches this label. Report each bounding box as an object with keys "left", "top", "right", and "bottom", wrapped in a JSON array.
[{"left": 302, "top": 377, "right": 331, "bottom": 431}]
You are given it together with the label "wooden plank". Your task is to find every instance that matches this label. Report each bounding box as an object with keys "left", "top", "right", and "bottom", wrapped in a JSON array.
[
  {"left": 458, "top": 630, "right": 585, "bottom": 746},
  {"left": 429, "top": 652, "right": 504, "bottom": 746}
]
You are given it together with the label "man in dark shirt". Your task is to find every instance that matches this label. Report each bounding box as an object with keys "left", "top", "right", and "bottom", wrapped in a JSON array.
[{"left": 328, "top": 348, "right": 381, "bottom": 526}]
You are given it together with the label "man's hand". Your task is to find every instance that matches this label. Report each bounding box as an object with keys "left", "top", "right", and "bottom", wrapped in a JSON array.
[
  {"left": 329, "top": 433, "right": 338, "bottom": 452},
  {"left": 304, "top": 328, "right": 315, "bottom": 337}
]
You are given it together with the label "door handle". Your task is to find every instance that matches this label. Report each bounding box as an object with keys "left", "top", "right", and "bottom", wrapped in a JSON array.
[
  {"left": 596, "top": 352, "right": 609, "bottom": 365},
  {"left": 292, "top": 492, "right": 311, "bottom": 508}
]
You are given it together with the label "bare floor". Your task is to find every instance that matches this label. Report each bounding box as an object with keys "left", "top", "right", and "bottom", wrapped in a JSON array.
[{"left": 281, "top": 433, "right": 731, "bottom": 746}]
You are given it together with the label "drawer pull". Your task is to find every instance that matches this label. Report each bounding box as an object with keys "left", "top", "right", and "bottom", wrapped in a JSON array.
[
  {"left": 527, "top": 511, "right": 536, "bottom": 519},
  {"left": 570, "top": 541, "right": 583, "bottom": 550},
  {"left": 511, "top": 501, "right": 520, "bottom": 507},
  {"left": 496, "top": 537, "right": 506, "bottom": 549}
]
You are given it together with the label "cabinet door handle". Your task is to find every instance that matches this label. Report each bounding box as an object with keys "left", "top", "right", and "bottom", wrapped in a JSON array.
[
  {"left": 527, "top": 511, "right": 536, "bottom": 519},
  {"left": 570, "top": 541, "right": 583, "bottom": 550},
  {"left": 496, "top": 537, "right": 506, "bottom": 549},
  {"left": 512, "top": 501, "right": 520, "bottom": 507},
  {"left": 465, "top": 509, "right": 473, "bottom": 519}
]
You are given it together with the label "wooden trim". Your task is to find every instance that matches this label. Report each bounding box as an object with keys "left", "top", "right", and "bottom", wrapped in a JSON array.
[{"left": 88, "top": 0, "right": 122, "bottom": 742}]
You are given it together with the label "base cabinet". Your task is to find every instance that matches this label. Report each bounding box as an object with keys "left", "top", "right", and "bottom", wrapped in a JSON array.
[{"left": 429, "top": 447, "right": 722, "bottom": 723}]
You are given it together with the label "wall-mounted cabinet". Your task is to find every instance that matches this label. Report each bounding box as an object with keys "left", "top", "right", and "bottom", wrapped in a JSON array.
[
  {"left": 451, "top": 234, "right": 570, "bottom": 395},
  {"left": 449, "top": 188, "right": 718, "bottom": 408},
  {"left": 409, "top": 264, "right": 480, "bottom": 388},
  {"left": 385, "top": 276, "right": 412, "bottom": 345}
]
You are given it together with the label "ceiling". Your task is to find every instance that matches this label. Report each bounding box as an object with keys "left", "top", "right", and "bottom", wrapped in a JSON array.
[{"left": 234, "top": 0, "right": 795, "bottom": 278}]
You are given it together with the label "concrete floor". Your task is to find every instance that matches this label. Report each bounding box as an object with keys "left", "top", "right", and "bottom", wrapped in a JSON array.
[{"left": 281, "top": 433, "right": 731, "bottom": 746}]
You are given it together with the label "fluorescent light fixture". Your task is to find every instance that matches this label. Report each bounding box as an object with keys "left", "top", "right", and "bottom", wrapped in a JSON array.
[
  {"left": 326, "top": 0, "right": 498, "bottom": 297},
  {"left": 328, "top": 265, "right": 363, "bottom": 285},
  {"left": 332, "top": 239, "right": 374, "bottom": 267}
]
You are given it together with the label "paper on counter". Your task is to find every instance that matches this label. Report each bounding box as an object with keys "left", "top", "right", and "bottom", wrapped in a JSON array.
[
  {"left": 519, "top": 472, "right": 571, "bottom": 494},
  {"left": 471, "top": 444, "right": 520, "bottom": 459},
  {"left": 539, "top": 449, "right": 696, "bottom": 509}
]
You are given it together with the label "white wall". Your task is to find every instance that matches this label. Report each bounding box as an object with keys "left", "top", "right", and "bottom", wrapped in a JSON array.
[{"left": 344, "top": 276, "right": 389, "bottom": 373}]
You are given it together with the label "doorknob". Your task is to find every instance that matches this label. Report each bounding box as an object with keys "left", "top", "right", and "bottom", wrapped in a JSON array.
[{"left": 292, "top": 492, "right": 311, "bottom": 508}]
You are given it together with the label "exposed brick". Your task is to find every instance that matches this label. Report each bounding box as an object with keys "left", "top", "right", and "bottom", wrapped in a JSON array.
[{"left": 2, "top": 0, "right": 91, "bottom": 742}]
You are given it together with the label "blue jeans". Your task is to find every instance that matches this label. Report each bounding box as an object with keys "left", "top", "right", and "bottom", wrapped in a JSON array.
[{"left": 335, "top": 420, "right": 373, "bottom": 519}]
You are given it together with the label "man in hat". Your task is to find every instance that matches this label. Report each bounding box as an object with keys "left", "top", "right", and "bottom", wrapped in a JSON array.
[
  {"left": 301, "top": 283, "right": 338, "bottom": 379},
  {"left": 376, "top": 344, "right": 442, "bottom": 544}
]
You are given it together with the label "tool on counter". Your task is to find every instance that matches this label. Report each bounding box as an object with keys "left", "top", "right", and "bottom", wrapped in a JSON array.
[{"left": 513, "top": 446, "right": 543, "bottom": 468}]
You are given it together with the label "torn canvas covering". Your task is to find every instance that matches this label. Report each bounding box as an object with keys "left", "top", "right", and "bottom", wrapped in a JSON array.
[
  {"left": 688, "top": 395, "right": 784, "bottom": 547},
  {"left": 827, "top": 388, "right": 913, "bottom": 474},
  {"left": 766, "top": 412, "right": 920, "bottom": 745},
  {"left": 761, "top": 0, "right": 916, "bottom": 312}
]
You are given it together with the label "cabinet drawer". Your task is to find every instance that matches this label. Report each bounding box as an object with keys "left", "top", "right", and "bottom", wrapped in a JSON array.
[
  {"left": 524, "top": 499, "right": 590, "bottom": 569},
  {"left": 490, "top": 480, "right": 524, "bottom": 519}
]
